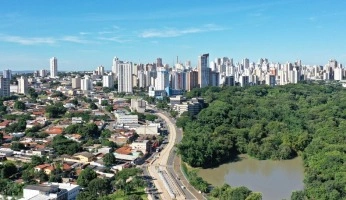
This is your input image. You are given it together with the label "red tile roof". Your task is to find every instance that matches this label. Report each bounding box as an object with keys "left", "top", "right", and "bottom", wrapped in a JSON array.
[
  {"left": 45, "top": 127, "right": 63, "bottom": 135},
  {"left": 115, "top": 146, "right": 132, "bottom": 155},
  {"left": 0, "top": 120, "right": 11, "bottom": 127}
]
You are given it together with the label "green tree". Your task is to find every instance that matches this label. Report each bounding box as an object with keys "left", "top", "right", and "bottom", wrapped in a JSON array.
[
  {"left": 88, "top": 178, "right": 111, "bottom": 196},
  {"left": 90, "top": 102, "right": 98, "bottom": 110},
  {"left": 105, "top": 105, "right": 113, "bottom": 112},
  {"left": 76, "top": 191, "right": 98, "bottom": 200},
  {"left": 103, "top": 87, "right": 112, "bottom": 93},
  {"left": 70, "top": 98, "right": 79, "bottom": 106},
  {"left": 45, "top": 102, "right": 67, "bottom": 118},
  {"left": 245, "top": 192, "right": 262, "bottom": 200},
  {"left": 28, "top": 87, "right": 38, "bottom": 99},
  {"left": 101, "top": 100, "right": 109, "bottom": 106},
  {"left": 51, "top": 135, "right": 81, "bottom": 155},
  {"left": 0, "top": 162, "right": 17, "bottom": 179},
  {"left": 14, "top": 101, "right": 26, "bottom": 110},
  {"left": 103, "top": 153, "right": 116, "bottom": 167},
  {"left": 10, "top": 142, "right": 26, "bottom": 151},
  {"left": 77, "top": 168, "right": 97, "bottom": 188},
  {"left": 31, "top": 155, "right": 44, "bottom": 166}
]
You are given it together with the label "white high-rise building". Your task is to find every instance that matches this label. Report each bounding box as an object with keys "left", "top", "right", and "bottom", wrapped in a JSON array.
[
  {"left": 50, "top": 57, "right": 58, "bottom": 78},
  {"left": 155, "top": 67, "right": 169, "bottom": 90},
  {"left": 3, "top": 69, "right": 11, "bottom": 80},
  {"left": 118, "top": 61, "right": 133, "bottom": 93},
  {"left": 81, "top": 75, "right": 93, "bottom": 91},
  {"left": 334, "top": 67, "right": 343, "bottom": 81},
  {"left": 112, "top": 57, "right": 120, "bottom": 78},
  {"left": 0, "top": 77, "right": 10, "bottom": 97},
  {"left": 18, "top": 76, "right": 28, "bottom": 94},
  {"left": 72, "top": 76, "right": 81, "bottom": 89},
  {"left": 138, "top": 71, "right": 146, "bottom": 88},
  {"left": 97, "top": 66, "right": 105, "bottom": 76},
  {"left": 103, "top": 73, "right": 114, "bottom": 88},
  {"left": 39, "top": 69, "right": 47, "bottom": 77}
]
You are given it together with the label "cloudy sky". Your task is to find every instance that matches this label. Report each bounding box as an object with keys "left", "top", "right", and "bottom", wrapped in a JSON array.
[{"left": 0, "top": 0, "right": 345, "bottom": 71}]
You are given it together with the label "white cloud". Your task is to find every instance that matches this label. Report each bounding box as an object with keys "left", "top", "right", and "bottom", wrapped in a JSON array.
[
  {"left": 139, "top": 24, "right": 225, "bottom": 38},
  {"left": 60, "top": 36, "right": 90, "bottom": 44},
  {"left": 97, "top": 36, "right": 131, "bottom": 43},
  {"left": 79, "top": 32, "right": 91, "bottom": 35},
  {"left": 0, "top": 34, "right": 56, "bottom": 45},
  {"left": 0, "top": 34, "right": 92, "bottom": 45}
]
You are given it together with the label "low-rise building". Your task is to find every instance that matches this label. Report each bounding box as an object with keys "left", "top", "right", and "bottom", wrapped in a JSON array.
[
  {"left": 22, "top": 183, "right": 80, "bottom": 200},
  {"left": 130, "top": 98, "right": 146, "bottom": 113},
  {"left": 63, "top": 152, "right": 95, "bottom": 163},
  {"left": 173, "top": 97, "right": 205, "bottom": 116},
  {"left": 135, "top": 124, "right": 160, "bottom": 135},
  {"left": 114, "top": 111, "right": 138, "bottom": 124},
  {"left": 130, "top": 140, "right": 150, "bottom": 154}
]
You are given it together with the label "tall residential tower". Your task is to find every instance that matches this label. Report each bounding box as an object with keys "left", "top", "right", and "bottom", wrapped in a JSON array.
[
  {"left": 50, "top": 57, "right": 58, "bottom": 78},
  {"left": 197, "top": 53, "right": 210, "bottom": 88}
]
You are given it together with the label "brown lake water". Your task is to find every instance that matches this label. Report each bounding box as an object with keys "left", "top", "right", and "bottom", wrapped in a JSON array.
[{"left": 198, "top": 155, "right": 304, "bottom": 200}]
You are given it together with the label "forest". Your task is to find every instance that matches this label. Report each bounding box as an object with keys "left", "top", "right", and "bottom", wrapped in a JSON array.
[{"left": 176, "top": 83, "right": 346, "bottom": 199}]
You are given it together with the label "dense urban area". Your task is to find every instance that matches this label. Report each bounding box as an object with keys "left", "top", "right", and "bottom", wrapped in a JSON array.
[{"left": 0, "top": 55, "right": 345, "bottom": 200}]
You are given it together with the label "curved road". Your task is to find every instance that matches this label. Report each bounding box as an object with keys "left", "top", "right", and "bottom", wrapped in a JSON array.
[{"left": 145, "top": 107, "right": 204, "bottom": 200}]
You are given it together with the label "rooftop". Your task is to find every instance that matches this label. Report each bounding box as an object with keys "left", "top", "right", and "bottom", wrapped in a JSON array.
[{"left": 115, "top": 146, "right": 132, "bottom": 155}]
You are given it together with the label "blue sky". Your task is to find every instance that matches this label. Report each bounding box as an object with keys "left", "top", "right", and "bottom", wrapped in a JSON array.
[{"left": 0, "top": 0, "right": 345, "bottom": 71}]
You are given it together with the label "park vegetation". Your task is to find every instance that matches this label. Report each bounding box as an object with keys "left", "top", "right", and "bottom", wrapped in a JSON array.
[
  {"left": 76, "top": 168, "right": 145, "bottom": 200},
  {"left": 177, "top": 83, "right": 346, "bottom": 199}
]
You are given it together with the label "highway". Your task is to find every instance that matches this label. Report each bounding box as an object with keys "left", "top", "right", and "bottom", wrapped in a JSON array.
[{"left": 142, "top": 106, "right": 204, "bottom": 200}]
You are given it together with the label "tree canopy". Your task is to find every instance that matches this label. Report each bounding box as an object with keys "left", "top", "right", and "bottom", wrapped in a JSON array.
[{"left": 177, "top": 83, "right": 346, "bottom": 199}]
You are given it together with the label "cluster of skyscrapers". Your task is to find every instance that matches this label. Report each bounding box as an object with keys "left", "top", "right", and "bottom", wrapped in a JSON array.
[{"left": 0, "top": 54, "right": 345, "bottom": 97}]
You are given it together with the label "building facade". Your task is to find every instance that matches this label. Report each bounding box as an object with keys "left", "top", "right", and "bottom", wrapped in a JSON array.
[{"left": 50, "top": 57, "right": 58, "bottom": 78}]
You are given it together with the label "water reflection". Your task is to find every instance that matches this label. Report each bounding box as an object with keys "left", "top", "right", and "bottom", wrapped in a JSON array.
[{"left": 198, "top": 155, "right": 304, "bottom": 200}]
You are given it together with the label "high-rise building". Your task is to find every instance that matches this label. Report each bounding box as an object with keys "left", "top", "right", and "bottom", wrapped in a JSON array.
[
  {"left": 157, "top": 58, "right": 163, "bottom": 68},
  {"left": 138, "top": 71, "right": 146, "bottom": 88},
  {"left": 198, "top": 53, "right": 210, "bottom": 88},
  {"left": 242, "top": 58, "right": 250, "bottom": 69},
  {"left": 97, "top": 66, "right": 105, "bottom": 76},
  {"left": 33, "top": 70, "right": 40, "bottom": 77},
  {"left": 118, "top": 60, "right": 133, "bottom": 93},
  {"left": 72, "top": 76, "right": 81, "bottom": 89},
  {"left": 18, "top": 76, "right": 28, "bottom": 94},
  {"left": 187, "top": 70, "right": 199, "bottom": 91},
  {"left": 224, "top": 76, "right": 235, "bottom": 86},
  {"left": 40, "top": 69, "right": 47, "bottom": 77},
  {"left": 50, "top": 57, "right": 58, "bottom": 78},
  {"left": 239, "top": 75, "right": 249, "bottom": 87},
  {"left": 334, "top": 66, "right": 343, "bottom": 81},
  {"left": 81, "top": 75, "right": 93, "bottom": 91},
  {"left": 3, "top": 69, "right": 12, "bottom": 80},
  {"left": 155, "top": 67, "right": 169, "bottom": 90},
  {"left": 103, "top": 73, "right": 114, "bottom": 88},
  {"left": 266, "top": 74, "right": 276, "bottom": 87},
  {"left": 112, "top": 57, "right": 120, "bottom": 78},
  {"left": 0, "top": 77, "right": 10, "bottom": 97}
]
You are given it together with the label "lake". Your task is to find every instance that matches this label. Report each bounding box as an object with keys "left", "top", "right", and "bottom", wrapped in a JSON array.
[{"left": 198, "top": 155, "right": 304, "bottom": 200}]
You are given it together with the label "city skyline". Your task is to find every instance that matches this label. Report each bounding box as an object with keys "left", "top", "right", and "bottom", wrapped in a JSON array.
[{"left": 0, "top": 0, "right": 346, "bottom": 70}]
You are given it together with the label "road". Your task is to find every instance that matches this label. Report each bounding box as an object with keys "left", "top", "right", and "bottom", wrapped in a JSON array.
[
  {"left": 158, "top": 112, "right": 204, "bottom": 200},
  {"left": 143, "top": 106, "right": 204, "bottom": 200}
]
